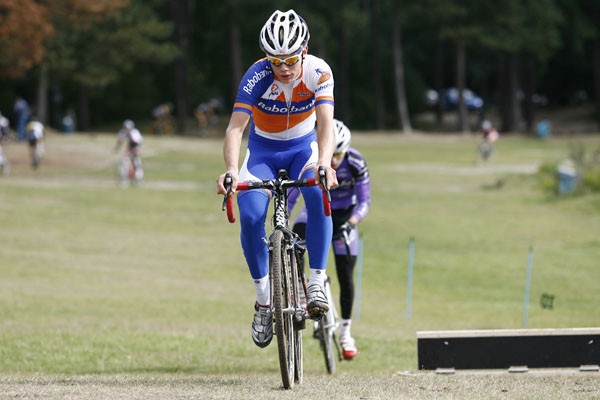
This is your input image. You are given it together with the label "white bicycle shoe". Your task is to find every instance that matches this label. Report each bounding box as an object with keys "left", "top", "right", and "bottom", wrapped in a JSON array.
[{"left": 340, "top": 336, "right": 358, "bottom": 360}]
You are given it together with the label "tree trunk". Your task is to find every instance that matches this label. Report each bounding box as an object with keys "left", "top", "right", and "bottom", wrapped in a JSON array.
[
  {"left": 392, "top": 16, "right": 411, "bottom": 133},
  {"left": 171, "top": 0, "right": 190, "bottom": 134},
  {"left": 77, "top": 83, "right": 90, "bottom": 132},
  {"left": 338, "top": 23, "right": 351, "bottom": 125},
  {"left": 371, "top": 0, "right": 385, "bottom": 130},
  {"left": 500, "top": 53, "right": 519, "bottom": 132},
  {"left": 594, "top": 37, "right": 600, "bottom": 130},
  {"left": 229, "top": 3, "right": 243, "bottom": 106},
  {"left": 456, "top": 39, "right": 469, "bottom": 133},
  {"left": 522, "top": 55, "right": 535, "bottom": 133},
  {"left": 35, "top": 64, "right": 48, "bottom": 126},
  {"left": 434, "top": 38, "right": 444, "bottom": 126}
]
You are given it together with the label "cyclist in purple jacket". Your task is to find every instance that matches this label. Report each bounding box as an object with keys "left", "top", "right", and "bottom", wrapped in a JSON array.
[{"left": 289, "top": 119, "right": 370, "bottom": 360}]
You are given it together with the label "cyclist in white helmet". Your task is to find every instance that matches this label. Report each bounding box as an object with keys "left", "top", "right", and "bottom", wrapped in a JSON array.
[
  {"left": 289, "top": 119, "right": 371, "bottom": 360},
  {"left": 25, "top": 118, "right": 45, "bottom": 169},
  {"left": 478, "top": 119, "right": 499, "bottom": 162},
  {"left": 115, "top": 119, "right": 144, "bottom": 186},
  {"left": 216, "top": 9, "right": 338, "bottom": 349}
]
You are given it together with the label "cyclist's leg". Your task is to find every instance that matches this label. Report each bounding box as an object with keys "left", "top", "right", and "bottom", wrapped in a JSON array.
[
  {"left": 297, "top": 172, "right": 332, "bottom": 278},
  {"left": 238, "top": 146, "right": 275, "bottom": 304},
  {"left": 300, "top": 180, "right": 332, "bottom": 309},
  {"left": 291, "top": 139, "right": 331, "bottom": 316},
  {"left": 238, "top": 190, "right": 270, "bottom": 279},
  {"left": 332, "top": 221, "right": 360, "bottom": 359},
  {"left": 238, "top": 180, "right": 273, "bottom": 348},
  {"left": 334, "top": 254, "right": 357, "bottom": 321},
  {"left": 331, "top": 209, "right": 357, "bottom": 320},
  {"left": 131, "top": 153, "right": 143, "bottom": 180}
]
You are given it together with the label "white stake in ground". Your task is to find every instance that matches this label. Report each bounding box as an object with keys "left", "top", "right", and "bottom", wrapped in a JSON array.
[
  {"left": 406, "top": 237, "right": 415, "bottom": 321},
  {"left": 523, "top": 246, "right": 534, "bottom": 327}
]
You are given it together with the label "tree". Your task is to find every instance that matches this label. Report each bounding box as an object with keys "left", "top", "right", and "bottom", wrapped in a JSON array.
[
  {"left": 0, "top": 0, "right": 53, "bottom": 79},
  {"left": 409, "top": 0, "right": 470, "bottom": 131},
  {"left": 392, "top": 12, "right": 411, "bottom": 133},
  {"left": 170, "top": 0, "right": 193, "bottom": 134},
  {"left": 370, "top": 0, "right": 386, "bottom": 130},
  {"left": 475, "top": 0, "right": 562, "bottom": 132},
  {"left": 44, "top": 0, "right": 178, "bottom": 130}
]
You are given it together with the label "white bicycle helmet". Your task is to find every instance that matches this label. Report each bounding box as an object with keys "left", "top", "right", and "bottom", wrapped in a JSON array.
[
  {"left": 481, "top": 119, "right": 492, "bottom": 132},
  {"left": 123, "top": 119, "right": 135, "bottom": 129},
  {"left": 259, "top": 9, "right": 310, "bottom": 56},
  {"left": 334, "top": 119, "right": 351, "bottom": 154}
]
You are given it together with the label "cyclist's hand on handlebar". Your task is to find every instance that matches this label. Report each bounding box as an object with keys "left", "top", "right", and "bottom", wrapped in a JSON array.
[
  {"left": 315, "top": 165, "right": 338, "bottom": 190},
  {"left": 340, "top": 221, "right": 356, "bottom": 235},
  {"left": 217, "top": 171, "right": 238, "bottom": 195}
]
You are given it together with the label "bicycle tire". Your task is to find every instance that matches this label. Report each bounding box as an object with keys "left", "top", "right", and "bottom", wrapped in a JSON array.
[
  {"left": 292, "top": 241, "right": 306, "bottom": 384},
  {"left": 319, "top": 281, "right": 337, "bottom": 374},
  {"left": 291, "top": 250, "right": 303, "bottom": 384},
  {"left": 294, "top": 324, "right": 303, "bottom": 383},
  {"left": 271, "top": 229, "right": 295, "bottom": 389}
]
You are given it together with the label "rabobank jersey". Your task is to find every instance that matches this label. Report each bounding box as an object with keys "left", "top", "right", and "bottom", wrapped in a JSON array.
[{"left": 233, "top": 55, "right": 334, "bottom": 141}]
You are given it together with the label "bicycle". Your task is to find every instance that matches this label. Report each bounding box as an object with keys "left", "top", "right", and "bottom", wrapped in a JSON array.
[
  {"left": 116, "top": 150, "right": 143, "bottom": 187},
  {"left": 222, "top": 167, "right": 331, "bottom": 389}
]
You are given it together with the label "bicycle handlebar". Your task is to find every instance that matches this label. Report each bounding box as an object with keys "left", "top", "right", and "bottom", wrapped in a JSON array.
[{"left": 222, "top": 169, "right": 331, "bottom": 224}]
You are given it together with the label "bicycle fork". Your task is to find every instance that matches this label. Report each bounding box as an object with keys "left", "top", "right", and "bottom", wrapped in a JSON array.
[{"left": 267, "top": 230, "right": 307, "bottom": 331}]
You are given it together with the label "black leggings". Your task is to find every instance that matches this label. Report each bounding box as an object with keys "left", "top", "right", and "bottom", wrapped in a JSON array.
[{"left": 334, "top": 254, "right": 356, "bottom": 320}]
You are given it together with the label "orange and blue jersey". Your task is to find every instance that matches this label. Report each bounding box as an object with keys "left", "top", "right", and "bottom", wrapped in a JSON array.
[{"left": 233, "top": 55, "right": 334, "bottom": 141}]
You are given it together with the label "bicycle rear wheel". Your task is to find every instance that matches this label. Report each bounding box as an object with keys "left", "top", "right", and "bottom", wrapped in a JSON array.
[
  {"left": 271, "top": 229, "right": 295, "bottom": 389},
  {"left": 319, "top": 279, "right": 337, "bottom": 374}
]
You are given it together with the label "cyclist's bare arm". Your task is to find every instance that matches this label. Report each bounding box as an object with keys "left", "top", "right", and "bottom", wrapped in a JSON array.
[
  {"left": 315, "top": 103, "right": 338, "bottom": 190},
  {"left": 217, "top": 111, "right": 250, "bottom": 195}
]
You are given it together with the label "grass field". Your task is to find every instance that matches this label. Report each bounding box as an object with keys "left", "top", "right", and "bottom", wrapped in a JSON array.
[{"left": 1, "top": 130, "right": 599, "bottom": 399}]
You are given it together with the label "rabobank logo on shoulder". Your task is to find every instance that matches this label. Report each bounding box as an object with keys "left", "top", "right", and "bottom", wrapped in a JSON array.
[
  {"left": 315, "top": 68, "right": 331, "bottom": 84},
  {"left": 243, "top": 69, "right": 271, "bottom": 95}
]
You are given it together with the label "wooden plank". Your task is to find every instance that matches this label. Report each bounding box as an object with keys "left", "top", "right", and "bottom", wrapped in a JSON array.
[
  {"left": 417, "top": 328, "right": 600, "bottom": 370},
  {"left": 418, "top": 327, "right": 600, "bottom": 338}
]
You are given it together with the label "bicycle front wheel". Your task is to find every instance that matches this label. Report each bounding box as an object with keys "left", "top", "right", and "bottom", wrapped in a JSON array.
[
  {"left": 271, "top": 229, "right": 295, "bottom": 389},
  {"left": 319, "top": 280, "right": 337, "bottom": 374}
]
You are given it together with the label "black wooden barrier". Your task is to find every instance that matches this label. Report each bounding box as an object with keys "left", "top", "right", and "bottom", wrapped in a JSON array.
[{"left": 417, "top": 328, "right": 600, "bottom": 370}]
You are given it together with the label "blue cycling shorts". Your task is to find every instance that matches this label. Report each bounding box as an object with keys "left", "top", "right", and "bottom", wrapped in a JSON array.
[{"left": 237, "top": 133, "right": 332, "bottom": 279}]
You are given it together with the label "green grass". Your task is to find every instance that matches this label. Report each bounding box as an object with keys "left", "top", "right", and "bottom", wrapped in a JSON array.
[{"left": 1, "top": 131, "right": 599, "bottom": 377}]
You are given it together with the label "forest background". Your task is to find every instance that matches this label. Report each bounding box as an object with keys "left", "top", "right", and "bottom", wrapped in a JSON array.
[{"left": 0, "top": 0, "right": 599, "bottom": 135}]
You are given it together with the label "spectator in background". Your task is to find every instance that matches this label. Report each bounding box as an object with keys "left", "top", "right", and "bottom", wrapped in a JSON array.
[
  {"left": 151, "top": 103, "right": 174, "bottom": 135},
  {"left": 13, "top": 96, "right": 31, "bottom": 142},
  {"left": 0, "top": 111, "right": 10, "bottom": 175},
  {"left": 195, "top": 98, "right": 222, "bottom": 136}
]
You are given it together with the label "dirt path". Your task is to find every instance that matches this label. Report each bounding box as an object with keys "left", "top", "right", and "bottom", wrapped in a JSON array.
[{"left": 1, "top": 371, "right": 599, "bottom": 400}]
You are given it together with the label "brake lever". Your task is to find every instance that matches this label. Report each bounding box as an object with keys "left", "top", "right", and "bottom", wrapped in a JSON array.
[
  {"left": 221, "top": 173, "right": 233, "bottom": 211},
  {"left": 318, "top": 166, "right": 331, "bottom": 203},
  {"left": 318, "top": 166, "right": 332, "bottom": 216}
]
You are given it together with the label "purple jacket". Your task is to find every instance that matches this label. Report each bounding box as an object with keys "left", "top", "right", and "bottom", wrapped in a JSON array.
[{"left": 289, "top": 147, "right": 370, "bottom": 223}]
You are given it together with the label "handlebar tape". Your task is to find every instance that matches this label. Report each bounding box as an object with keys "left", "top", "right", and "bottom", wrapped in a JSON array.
[{"left": 226, "top": 194, "right": 235, "bottom": 223}]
